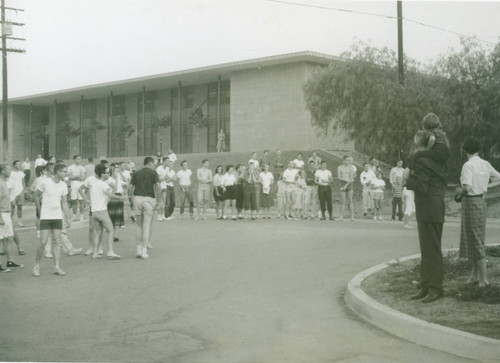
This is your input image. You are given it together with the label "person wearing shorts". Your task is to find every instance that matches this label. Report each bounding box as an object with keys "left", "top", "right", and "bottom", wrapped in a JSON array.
[
  {"left": 33, "top": 163, "right": 72, "bottom": 277},
  {"left": 67, "top": 155, "right": 86, "bottom": 221},
  {"left": 0, "top": 164, "right": 24, "bottom": 272},
  {"left": 196, "top": 159, "right": 212, "bottom": 220},
  {"left": 9, "top": 160, "right": 26, "bottom": 227},
  {"left": 130, "top": 157, "right": 161, "bottom": 259},
  {"left": 89, "top": 164, "right": 126, "bottom": 260},
  {"left": 337, "top": 156, "right": 356, "bottom": 221}
]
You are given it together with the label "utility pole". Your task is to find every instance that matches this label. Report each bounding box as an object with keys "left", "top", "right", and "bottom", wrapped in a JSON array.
[
  {"left": 397, "top": 1, "right": 404, "bottom": 86},
  {"left": 1, "top": 0, "right": 25, "bottom": 160}
]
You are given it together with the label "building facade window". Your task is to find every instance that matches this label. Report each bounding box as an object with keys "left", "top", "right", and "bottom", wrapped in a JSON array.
[
  {"left": 109, "top": 95, "right": 127, "bottom": 157},
  {"left": 207, "top": 81, "right": 230, "bottom": 152},
  {"left": 55, "top": 102, "right": 70, "bottom": 159},
  {"left": 171, "top": 86, "right": 193, "bottom": 154},
  {"left": 137, "top": 90, "right": 159, "bottom": 156},
  {"left": 81, "top": 99, "right": 97, "bottom": 158}
]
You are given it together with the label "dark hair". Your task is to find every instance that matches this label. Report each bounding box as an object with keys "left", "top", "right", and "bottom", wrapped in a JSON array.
[
  {"left": 422, "top": 112, "right": 442, "bottom": 130},
  {"left": 144, "top": 157, "right": 154, "bottom": 166},
  {"left": 48, "top": 156, "right": 55, "bottom": 162},
  {"left": 297, "top": 152, "right": 302, "bottom": 156},
  {"left": 215, "top": 165, "right": 223, "bottom": 173},
  {"left": 95, "top": 164, "right": 107, "bottom": 177},
  {"left": 180, "top": 160, "right": 187, "bottom": 167},
  {"left": 235, "top": 163, "right": 242, "bottom": 170},
  {"left": 343, "top": 155, "right": 349, "bottom": 160},
  {"left": 73, "top": 155, "right": 80, "bottom": 160},
  {"left": 321, "top": 160, "right": 327, "bottom": 164},
  {"left": 225, "top": 164, "right": 233, "bottom": 172},
  {"left": 100, "top": 159, "right": 108, "bottom": 165},
  {"left": 56, "top": 159, "right": 65, "bottom": 164},
  {"left": 54, "top": 163, "right": 66, "bottom": 174},
  {"left": 12, "top": 160, "right": 20, "bottom": 166},
  {"left": 35, "top": 165, "right": 45, "bottom": 175},
  {"left": 46, "top": 162, "right": 55, "bottom": 172},
  {"left": 264, "top": 150, "right": 269, "bottom": 153},
  {"left": 162, "top": 156, "right": 170, "bottom": 162},
  {"left": 202, "top": 159, "right": 209, "bottom": 164},
  {"left": 363, "top": 162, "right": 369, "bottom": 167},
  {"left": 462, "top": 136, "right": 481, "bottom": 155},
  {"left": 88, "top": 157, "right": 94, "bottom": 162}
]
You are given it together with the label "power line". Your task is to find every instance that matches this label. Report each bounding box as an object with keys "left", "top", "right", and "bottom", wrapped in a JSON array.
[{"left": 264, "top": 0, "right": 496, "bottom": 45}]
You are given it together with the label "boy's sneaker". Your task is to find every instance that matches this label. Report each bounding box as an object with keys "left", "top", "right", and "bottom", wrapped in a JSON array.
[
  {"left": 84, "top": 248, "right": 93, "bottom": 256},
  {"left": 18, "top": 248, "right": 26, "bottom": 255},
  {"left": 45, "top": 252, "right": 54, "bottom": 259},
  {"left": 373, "top": 216, "right": 377, "bottom": 221},
  {"left": 53, "top": 267, "right": 66, "bottom": 276},
  {"left": 136, "top": 245, "right": 142, "bottom": 258},
  {"left": 0, "top": 265, "right": 11, "bottom": 273},
  {"left": 7, "top": 261, "right": 24, "bottom": 269},
  {"left": 141, "top": 248, "right": 149, "bottom": 259},
  {"left": 68, "top": 248, "right": 83, "bottom": 256},
  {"left": 32, "top": 265, "right": 40, "bottom": 276}
]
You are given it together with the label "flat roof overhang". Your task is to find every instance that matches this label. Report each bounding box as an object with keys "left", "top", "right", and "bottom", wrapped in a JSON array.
[{"left": 8, "top": 51, "right": 340, "bottom": 107}]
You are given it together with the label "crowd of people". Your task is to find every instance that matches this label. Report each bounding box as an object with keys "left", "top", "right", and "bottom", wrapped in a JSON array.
[{"left": 2, "top": 112, "right": 499, "bottom": 302}]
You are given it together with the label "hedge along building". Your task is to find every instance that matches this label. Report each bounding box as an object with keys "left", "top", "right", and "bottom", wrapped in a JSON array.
[{"left": 1, "top": 51, "right": 354, "bottom": 162}]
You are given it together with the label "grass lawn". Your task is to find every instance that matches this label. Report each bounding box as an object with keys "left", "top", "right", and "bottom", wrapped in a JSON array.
[{"left": 362, "top": 245, "right": 500, "bottom": 340}]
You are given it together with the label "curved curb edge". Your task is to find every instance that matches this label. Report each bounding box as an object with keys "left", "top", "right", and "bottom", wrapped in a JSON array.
[{"left": 345, "top": 251, "right": 500, "bottom": 361}]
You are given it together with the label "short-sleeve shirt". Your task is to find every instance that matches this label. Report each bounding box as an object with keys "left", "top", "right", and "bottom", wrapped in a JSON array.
[
  {"left": 38, "top": 178, "right": 68, "bottom": 220},
  {"left": 34, "top": 158, "right": 47, "bottom": 167},
  {"left": 222, "top": 173, "right": 237, "bottom": 187},
  {"left": 460, "top": 156, "right": 500, "bottom": 195},
  {"left": 315, "top": 169, "right": 332, "bottom": 185},
  {"left": 0, "top": 179, "right": 11, "bottom": 212},
  {"left": 176, "top": 169, "right": 192, "bottom": 187},
  {"left": 259, "top": 172, "right": 274, "bottom": 190},
  {"left": 156, "top": 165, "right": 169, "bottom": 189},
  {"left": 130, "top": 168, "right": 159, "bottom": 198},
  {"left": 282, "top": 168, "right": 298, "bottom": 183},
  {"left": 371, "top": 178, "right": 386, "bottom": 189},
  {"left": 293, "top": 159, "right": 305, "bottom": 169},
  {"left": 9, "top": 170, "right": 25, "bottom": 199},
  {"left": 360, "top": 170, "right": 376, "bottom": 187},
  {"left": 90, "top": 179, "right": 112, "bottom": 212}
]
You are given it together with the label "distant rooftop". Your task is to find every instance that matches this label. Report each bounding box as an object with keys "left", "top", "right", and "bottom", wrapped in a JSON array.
[{"left": 10, "top": 51, "right": 341, "bottom": 106}]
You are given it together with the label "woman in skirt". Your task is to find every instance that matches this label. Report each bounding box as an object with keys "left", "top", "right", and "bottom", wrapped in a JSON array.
[
  {"left": 221, "top": 164, "right": 237, "bottom": 220},
  {"left": 107, "top": 164, "right": 125, "bottom": 241},
  {"left": 213, "top": 165, "right": 224, "bottom": 219},
  {"left": 235, "top": 164, "right": 245, "bottom": 219}
]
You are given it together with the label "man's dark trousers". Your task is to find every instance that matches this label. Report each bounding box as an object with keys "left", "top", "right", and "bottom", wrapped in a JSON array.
[{"left": 417, "top": 221, "right": 444, "bottom": 295}]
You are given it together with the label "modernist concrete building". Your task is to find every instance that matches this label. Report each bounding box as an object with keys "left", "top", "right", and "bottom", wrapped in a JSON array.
[{"left": 1, "top": 51, "right": 353, "bottom": 161}]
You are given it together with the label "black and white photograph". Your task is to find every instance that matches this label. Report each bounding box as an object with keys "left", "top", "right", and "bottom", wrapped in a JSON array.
[{"left": 1, "top": 1, "right": 500, "bottom": 362}]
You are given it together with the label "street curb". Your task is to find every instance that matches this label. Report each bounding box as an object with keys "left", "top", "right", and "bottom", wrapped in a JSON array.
[{"left": 345, "top": 251, "right": 500, "bottom": 361}]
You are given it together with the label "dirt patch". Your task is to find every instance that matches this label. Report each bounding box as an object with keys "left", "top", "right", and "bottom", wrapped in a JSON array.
[{"left": 362, "top": 246, "right": 500, "bottom": 340}]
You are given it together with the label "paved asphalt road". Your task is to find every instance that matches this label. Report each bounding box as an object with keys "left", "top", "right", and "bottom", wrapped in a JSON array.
[{"left": 1, "top": 214, "right": 498, "bottom": 362}]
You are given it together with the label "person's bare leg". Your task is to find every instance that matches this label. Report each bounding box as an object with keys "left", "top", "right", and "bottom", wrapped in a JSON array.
[
  {"left": 348, "top": 190, "right": 354, "bottom": 220},
  {"left": 51, "top": 229, "right": 63, "bottom": 270},
  {"left": 339, "top": 192, "right": 346, "bottom": 220},
  {"left": 36, "top": 229, "right": 50, "bottom": 266}
]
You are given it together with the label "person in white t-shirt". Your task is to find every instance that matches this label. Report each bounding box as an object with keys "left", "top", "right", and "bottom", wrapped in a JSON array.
[
  {"left": 67, "top": 155, "right": 86, "bottom": 221},
  {"left": 156, "top": 157, "right": 169, "bottom": 221},
  {"left": 221, "top": 164, "right": 237, "bottom": 220},
  {"left": 88, "top": 164, "right": 127, "bottom": 260},
  {"left": 33, "top": 163, "right": 72, "bottom": 277},
  {"left": 293, "top": 153, "right": 305, "bottom": 170},
  {"left": 248, "top": 152, "right": 260, "bottom": 171},
  {"left": 176, "top": 160, "right": 194, "bottom": 218},
  {"left": 259, "top": 164, "right": 274, "bottom": 219},
  {"left": 282, "top": 161, "right": 298, "bottom": 220},
  {"left": 9, "top": 160, "right": 26, "bottom": 227},
  {"left": 315, "top": 161, "right": 334, "bottom": 220},
  {"left": 360, "top": 163, "right": 376, "bottom": 217},
  {"left": 371, "top": 171, "right": 386, "bottom": 221},
  {"left": 34, "top": 154, "right": 47, "bottom": 173}
]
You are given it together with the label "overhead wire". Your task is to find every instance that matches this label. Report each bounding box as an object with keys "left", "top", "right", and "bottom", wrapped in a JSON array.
[{"left": 264, "top": 0, "right": 496, "bottom": 45}]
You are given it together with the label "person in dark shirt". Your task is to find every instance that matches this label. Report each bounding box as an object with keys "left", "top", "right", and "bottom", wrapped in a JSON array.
[
  {"left": 405, "top": 130, "right": 447, "bottom": 303},
  {"left": 304, "top": 160, "right": 318, "bottom": 219},
  {"left": 129, "top": 157, "right": 161, "bottom": 260}
]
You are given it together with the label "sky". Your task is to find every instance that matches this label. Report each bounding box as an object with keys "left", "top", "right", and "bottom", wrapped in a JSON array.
[{"left": 4, "top": 0, "right": 500, "bottom": 98}]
